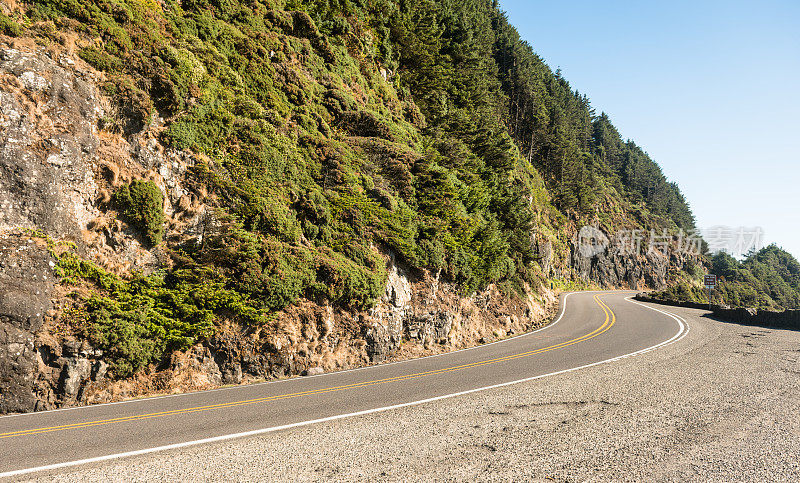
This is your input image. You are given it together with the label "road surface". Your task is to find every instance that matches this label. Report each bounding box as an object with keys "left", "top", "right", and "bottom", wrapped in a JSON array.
[{"left": 0, "top": 291, "right": 687, "bottom": 478}]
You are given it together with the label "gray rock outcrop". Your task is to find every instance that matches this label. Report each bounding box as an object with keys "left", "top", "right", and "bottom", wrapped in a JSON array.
[
  {"left": 59, "top": 357, "right": 92, "bottom": 398},
  {"left": 0, "top": 47, "right": 102, "bottom": 241},
  {"left": 570, "top": 228, "right": 676, "bottom": 289},
  {"left": 0, "top": 233, "right": 54, "bottom": 413},
  {"left": 364, "top": 253, "right": 457, "bottom": 361}
]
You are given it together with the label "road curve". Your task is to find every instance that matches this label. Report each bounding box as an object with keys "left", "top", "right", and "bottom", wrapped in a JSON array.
[{"left": 0, "top": 291, "right": 687, "bottom": 478}]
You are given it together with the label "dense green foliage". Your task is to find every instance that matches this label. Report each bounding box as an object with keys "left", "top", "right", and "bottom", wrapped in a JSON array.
[
  {"left": 649, "top": 246, "right": 800, "bottom": 310},
  {"left": 114, "top": 180, "right": 165, "bottom": 246},
  {"left": 12, "top": 0, "right": 698, "bottom": 375},
  {"left": 711, "top": 246, "right": 800, "bottom": 310},
  {"left": 648, "top": 281, "right": 707, "bottom": 305},
  {"left": 56, "top": 251, "right": 265, "bottom": 376},
  {"left": 0, "top": 11, "right": 23, "bottom": 36},
  {"left": 190, "top": 216, "right": 386, "bottom": 311}
]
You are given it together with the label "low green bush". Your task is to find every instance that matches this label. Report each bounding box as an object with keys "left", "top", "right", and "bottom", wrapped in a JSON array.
[
  {"left": 56, "top": 248, "right": 265, "bottom": 378},
  {"left": 114, "top": 180, "right": 165, "bottom": 246},
  {"left": 78, "top": 47, "right": 123, "bottom": 73},
  {"left": 0, "top": 12, "right": 23, "bottom": 37},
  {"left": 649, "top": 281, "right": 706, "bottom": 304}
]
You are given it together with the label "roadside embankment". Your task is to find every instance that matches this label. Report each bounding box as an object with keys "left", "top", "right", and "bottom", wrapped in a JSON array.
[{"left": 634, "top": 293, "right": 800, "bottom": 330}]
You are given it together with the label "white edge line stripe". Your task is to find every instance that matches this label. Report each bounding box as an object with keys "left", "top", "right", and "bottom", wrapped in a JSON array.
[
  {"left": 0, "top": 294, "right": 686, "bottom": 479},
  {"left": 0, "top": 290, "right": 603, "bottom": 421}
]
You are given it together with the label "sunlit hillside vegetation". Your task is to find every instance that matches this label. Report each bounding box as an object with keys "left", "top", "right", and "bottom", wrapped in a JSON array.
[{"left": 3, "top": 0, "right": 696, "bottom": 374}]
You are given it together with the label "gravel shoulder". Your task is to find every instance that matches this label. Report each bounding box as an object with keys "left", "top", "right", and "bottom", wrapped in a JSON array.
[{"left": 24, "top": 303, "right": 800, "bottom": 482}]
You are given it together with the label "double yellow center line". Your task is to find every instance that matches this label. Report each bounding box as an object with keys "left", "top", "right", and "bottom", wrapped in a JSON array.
[{"left": 1, "top": 295, "right": 615, "bottom": 439}]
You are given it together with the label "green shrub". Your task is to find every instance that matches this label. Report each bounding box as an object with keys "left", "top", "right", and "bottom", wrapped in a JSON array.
[
  {"left": 86, "top": 300, "right": 163, "bottom": 378},
  {"left": 78, "top": 47, "right": 123, "bottom": 73},
  {"left": 55, "top": 245, "right": 266, "bottom": 378},
  {"left": 100, "top": 75, "right": 154, "bottom": 133},
  {"left": 649, "top": 282, "right": 706, "bottom": 304},
  {"left": 310, "top": 245, "right": 386, "bottom": 310},
  {"left": 114, "top": 180, "right": 165, "bottom": 246},
  {"left": 82, "top": 270, "right": 258, "bottom": 377},
  {"left": 55, "top": 251, "right": 120, "bottom": 290},
  {"left": 0, "top": 12, "right": 23, "bottom": 37}
]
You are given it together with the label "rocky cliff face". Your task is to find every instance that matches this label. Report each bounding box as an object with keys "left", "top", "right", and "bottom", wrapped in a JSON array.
[
  {"left": 0, "top": 233, "right": 53, "bottom": 413},
  {"left": 0, "top": 232, "right": 113, "bottom": 412},
  {"left": 0, "top": 39, "right": 208, "bottom": 412},
  {"left": 0, "top": 45, "right": 101, "bottom": 241},
  {"left": 0, "top": 39, "right": 679, "bottom": 413},
  {"left": 569, "top": 239, "right": 671, "bottom": 289},
  {"left": 534, "top": 221, "right": 692, "bottom": 290},
  {"left": 0, "top": 39, "right": 212, "bottom": 275}
]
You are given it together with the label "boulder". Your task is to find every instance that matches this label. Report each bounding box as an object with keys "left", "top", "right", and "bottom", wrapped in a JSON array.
[
  {"left": 221, "top": 362, "right": 243, "bottom": 385},
  {"left": 301, "top": 366, "right": 324, "bottom": 377},
  {"left": 406, "top": 311, "right": 453, "bottom": 345},
  {"left": 59, "top": 358, "right": 92, "bottom": 398},
  {"left": 0, "top": 322, "right": 38, "bottom": 413},
  {"left": 92, "top": 360, "right": 109, "bottom": 381}
]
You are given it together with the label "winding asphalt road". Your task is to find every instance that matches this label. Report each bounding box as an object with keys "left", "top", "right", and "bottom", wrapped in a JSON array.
[{"left": 0, "top": 291, "right": 688, "bottom": 478}]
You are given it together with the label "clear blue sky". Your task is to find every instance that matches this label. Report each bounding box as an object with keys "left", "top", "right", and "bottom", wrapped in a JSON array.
[{"left": 499, "top": 0, "right": 800, "bottom": 259}]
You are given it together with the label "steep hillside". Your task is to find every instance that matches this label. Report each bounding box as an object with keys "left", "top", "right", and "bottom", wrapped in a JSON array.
[{"left": 0, "top": 0, "right": 697, "bottom": 412}]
